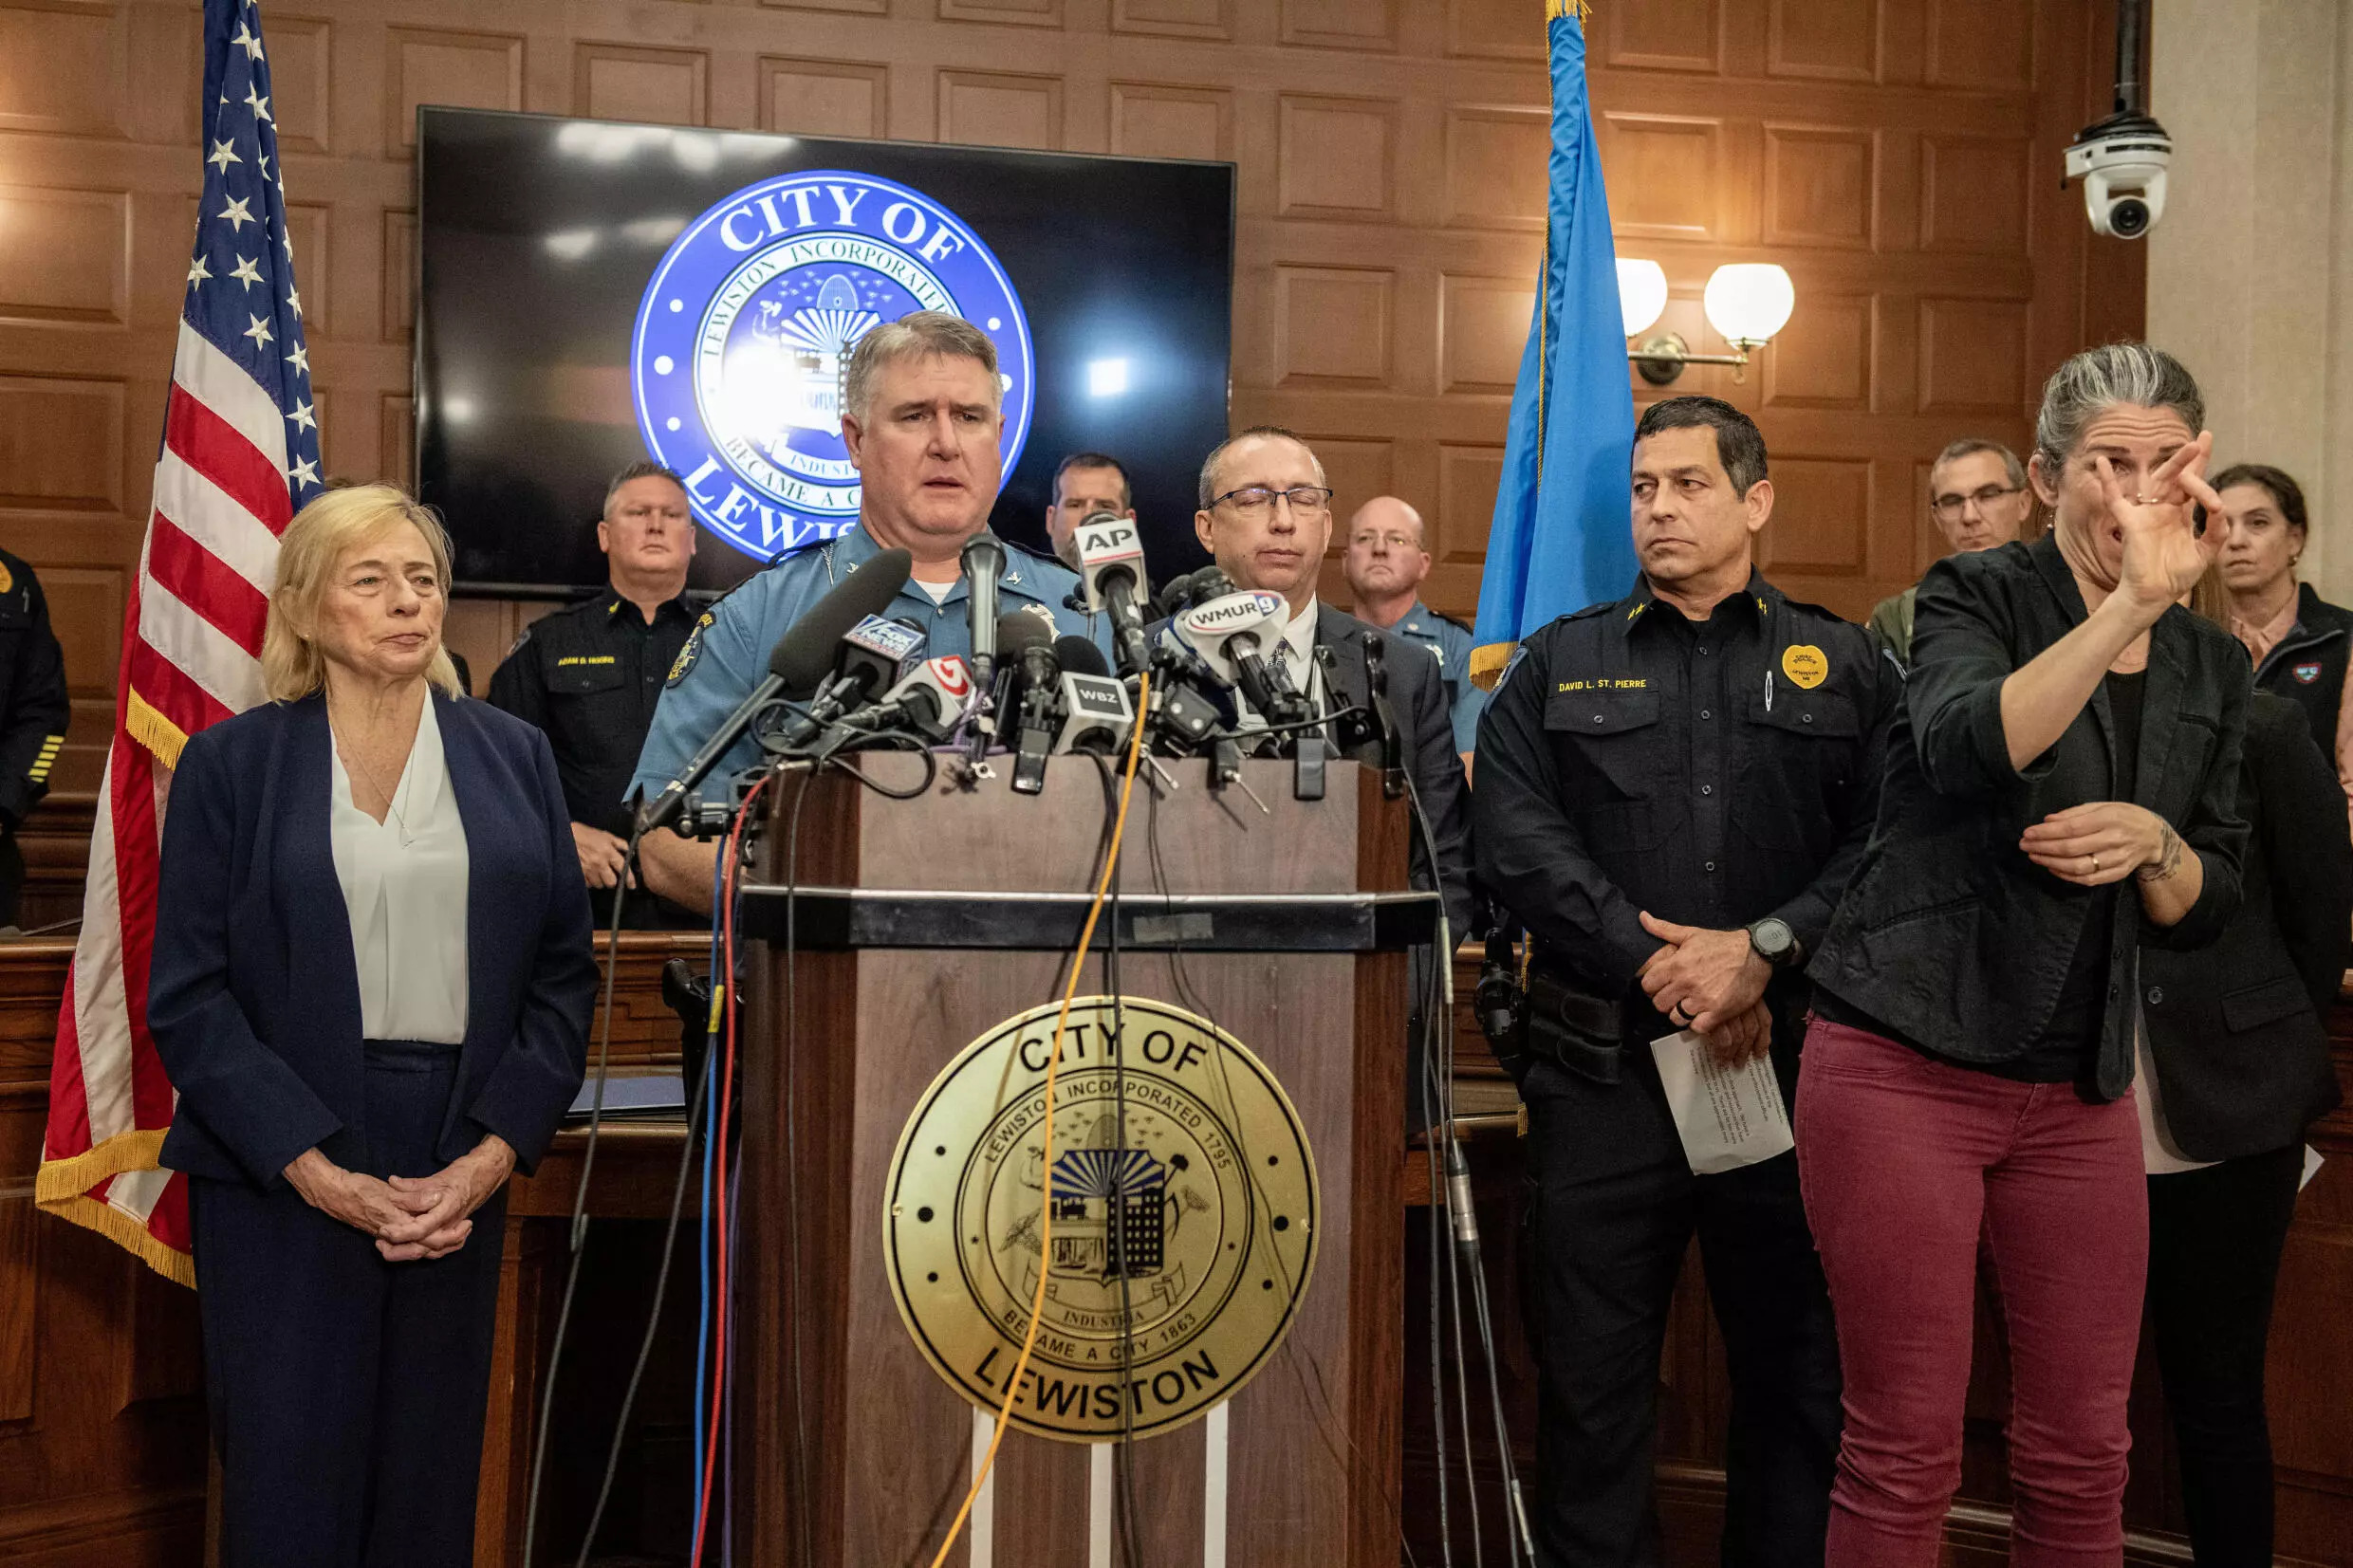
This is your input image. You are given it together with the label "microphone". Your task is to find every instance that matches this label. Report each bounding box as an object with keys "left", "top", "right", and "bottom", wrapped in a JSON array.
[
  {"left": 1052, "top": 634, "right": 1131, "bottom": 754},
  {"left": 999, "top": 613, "right": 1064, "bottom": 795},
  {"left": 1151, "top": 564, "right": 1233, "bottom": 620},
  {"left": 988, "top": 611, "right": 1063, "bottom": 799},
  {"left": 1073, "top": 514, "right": 1153, "bottom": 676},
  {"left": 961, "top": 532, "right": 1007, "bottom": 689},
  {"left": 777, "top": 614, "right": 926, "bottom": 751},
  {"left": 838, "top": 655, "right": 973, "bottom": 746},
  {"left": 636, "top": 546, "right": 913, "bottom": 832},
  {"left": 1174, "top": 590, "right": 1302, "bottom": 724}
]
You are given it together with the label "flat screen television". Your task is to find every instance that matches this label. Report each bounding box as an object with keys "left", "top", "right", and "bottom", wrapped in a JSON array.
[{"left": 414, "top": 108, "right": 1235, "bottom": 597}]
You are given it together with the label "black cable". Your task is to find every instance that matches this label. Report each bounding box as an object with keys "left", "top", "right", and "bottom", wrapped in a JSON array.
[
  {"left": 781, "top": 770, "right": 816, "bottom": 1568},
  {"left": 572, "top": 1018, "right": 715, "bottom": 1566},
  {"left": 521, "top": 827, "right": 639, "bottom": 1567}
]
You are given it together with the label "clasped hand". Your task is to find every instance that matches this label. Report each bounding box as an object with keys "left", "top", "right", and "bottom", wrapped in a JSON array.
[
  {"left": 1637, "top": 913, "right": 1773, "bottom": 1063},
  {"left": 284, "top": 1135, "right": 517, "bottom": 1262}
]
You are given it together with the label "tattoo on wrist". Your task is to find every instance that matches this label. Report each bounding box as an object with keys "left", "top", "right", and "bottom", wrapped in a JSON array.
[{"left": 2138, "top": 827, "right": 2185, "bottom": 883}]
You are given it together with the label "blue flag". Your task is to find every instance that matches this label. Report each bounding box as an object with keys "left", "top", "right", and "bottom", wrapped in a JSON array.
[{"left": 1470, "top": 0, "right": 1637, "bottom": 688}]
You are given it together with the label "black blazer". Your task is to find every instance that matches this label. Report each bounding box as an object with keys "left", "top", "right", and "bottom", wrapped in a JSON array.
[
  {"left": 2141, "top": 692, "right": 2348, "bottom": 1159},
  {"left": 1313, "top": 603, "right": 1475, "bottom": 938},
  {"left": 150, "top": 691, "right": 598, "bottom": 1189},
  {"left": 1809, "top": 535, "right": 2251, "bottom": 1100}
]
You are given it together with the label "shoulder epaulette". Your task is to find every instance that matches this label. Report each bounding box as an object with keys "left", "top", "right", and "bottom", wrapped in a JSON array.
[{"left": 1432, "top": 610, "right": 1473, "bottom": 635}]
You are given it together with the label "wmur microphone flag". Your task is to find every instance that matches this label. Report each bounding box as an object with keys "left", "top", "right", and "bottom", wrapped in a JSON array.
[{"left": 1469, "top": 0, "right": 1638, "bottom": 689}]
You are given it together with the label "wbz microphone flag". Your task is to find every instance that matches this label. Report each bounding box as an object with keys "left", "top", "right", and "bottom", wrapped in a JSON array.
[
  {"left": 1469, "top": 0, "right": 1638, "bottom": 689},
  {"left": 39, "top": 0, "right": 323, "bottom": 1283}
]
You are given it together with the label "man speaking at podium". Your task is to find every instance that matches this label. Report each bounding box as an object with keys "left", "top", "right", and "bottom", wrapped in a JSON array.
[{"left": 630, "top": 311, "right": 1100, "bottom": 911}]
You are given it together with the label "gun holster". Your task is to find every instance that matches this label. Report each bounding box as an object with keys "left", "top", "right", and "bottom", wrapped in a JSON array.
[{"left": 1521, "top": 970, "right": 1625, "bottom": 1087}]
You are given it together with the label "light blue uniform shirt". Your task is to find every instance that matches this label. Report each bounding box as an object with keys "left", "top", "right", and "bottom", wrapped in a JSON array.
[
  {"left": 1386, "top": 600, "right": 1485, "bottom": 754},
  {"left": 627, "top": 524, "right": 1106, "bottom": 805}
]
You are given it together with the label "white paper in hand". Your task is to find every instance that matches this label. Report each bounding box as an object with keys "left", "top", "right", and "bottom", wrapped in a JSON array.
[{"left": 1648, "top": 1029, "right": 1795, "bottom": 1175}]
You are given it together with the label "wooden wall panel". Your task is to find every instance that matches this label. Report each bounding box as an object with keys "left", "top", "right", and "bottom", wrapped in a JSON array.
[
  {"left": 1109, "top": 82, "right": 1231, "bottom": 161},
  {"left": 936, "top": 68, "right": 1062, "bottom": 151},
  {"left": 760, "top": 57, "right": 889, "bottom": 138},
  {"left": 0, "top": 6, "right": 125, "bottom": 138},
  {"left": 1277, "top": 94, "right": 1397, "bottom": 219},
  {"left": 573, "top": 44, "right": 709, "bottom": 128}
]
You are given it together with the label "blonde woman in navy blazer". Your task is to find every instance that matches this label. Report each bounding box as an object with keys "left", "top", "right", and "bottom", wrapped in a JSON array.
[{"left": 149, "top": 484, "right": 595, "bottom": 1568}]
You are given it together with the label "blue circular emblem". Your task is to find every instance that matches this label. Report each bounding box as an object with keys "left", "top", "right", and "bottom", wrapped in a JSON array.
[{"left": 631, "top": 171, "right": 1034, "bottom": 562}]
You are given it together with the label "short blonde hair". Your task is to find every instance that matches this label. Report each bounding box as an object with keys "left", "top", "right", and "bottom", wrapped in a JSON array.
[{"left": 261, "top": 484, "right": 461, "bottom": 702}]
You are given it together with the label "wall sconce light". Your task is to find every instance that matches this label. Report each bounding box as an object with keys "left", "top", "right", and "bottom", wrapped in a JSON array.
[{"left": 1618, "top": 261, "right": 1796, "bottom": 385}]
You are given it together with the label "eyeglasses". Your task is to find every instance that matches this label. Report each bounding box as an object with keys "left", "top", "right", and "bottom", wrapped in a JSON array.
[
  {"left": 1931, "top": 485, "right": 2024, "bottom": 522},
  {"left": 1212, "top": 485, "right": 1335, "bottom": 518}
]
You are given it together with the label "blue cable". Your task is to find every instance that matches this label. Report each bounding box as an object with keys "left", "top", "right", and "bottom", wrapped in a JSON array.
[{"left": 690, "top": 845, "right": 727, "bottom": 1552}]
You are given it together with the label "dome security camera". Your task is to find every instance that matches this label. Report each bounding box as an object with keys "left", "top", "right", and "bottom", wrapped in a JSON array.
[{"left": 2066, "top": 112, "right": 2172, "bottom": 240}]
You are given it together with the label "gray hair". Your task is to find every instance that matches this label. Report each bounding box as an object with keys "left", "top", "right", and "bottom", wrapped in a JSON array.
[
  {"left": 843, "top": 310, "right": 1000, "bottom": 425},
  {"left": 1197, "top": 424, "right": 1328, "bottom": 508},
  {"left": 1928, "top": 438, "right": 2026, "bottom": 494},
  {"left": 2032, "top": 343, "right": 2205, "bottom": 473}
]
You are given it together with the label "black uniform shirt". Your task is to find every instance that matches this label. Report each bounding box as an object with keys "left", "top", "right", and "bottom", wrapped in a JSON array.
[
  {"left": 1474, "top": 572, "right": 1900, "bottom": 1003},
  {"left": 488, "top": 587, "right": 697, "bottom": 837}
]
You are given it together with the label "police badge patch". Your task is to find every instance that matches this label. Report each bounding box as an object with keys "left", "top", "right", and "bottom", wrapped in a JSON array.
[
  {"left": 667, "top": 610, "right": 715, "bottom": 687},
  {"left": 631, "top": 172, "right": 1034, "bottom": 563},
  {"left": 2295, "top": 662, "right": 2323, "bottom": 684}
]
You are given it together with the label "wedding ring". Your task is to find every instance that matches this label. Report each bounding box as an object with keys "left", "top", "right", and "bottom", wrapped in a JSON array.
[{"left": 2088, "top": 852, "right": 2102, "bottom": 874}]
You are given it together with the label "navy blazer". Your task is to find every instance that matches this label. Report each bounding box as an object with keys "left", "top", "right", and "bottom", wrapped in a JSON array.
[{"left": 150, "top": 691, "right": 597, "bottom": 1189}]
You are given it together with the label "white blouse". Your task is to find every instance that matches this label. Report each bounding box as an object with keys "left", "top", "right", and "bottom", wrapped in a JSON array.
[{"left": 328, "top": 698, "right": 471, "bottom": 1044}]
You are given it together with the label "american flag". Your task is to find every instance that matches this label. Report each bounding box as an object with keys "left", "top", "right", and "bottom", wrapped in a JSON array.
[{"left": 37, "top": 0, "right": 320, "bottom": 1282}]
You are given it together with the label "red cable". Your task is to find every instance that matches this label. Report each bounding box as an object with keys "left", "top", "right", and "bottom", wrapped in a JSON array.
[{"left": 691, "top": 773, "right": 766, "bottom": 1568}]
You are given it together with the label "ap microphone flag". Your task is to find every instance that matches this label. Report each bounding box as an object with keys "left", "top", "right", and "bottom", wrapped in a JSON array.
[{"left": 1468, "top": 0, "right": 1637, "bottom": 690}]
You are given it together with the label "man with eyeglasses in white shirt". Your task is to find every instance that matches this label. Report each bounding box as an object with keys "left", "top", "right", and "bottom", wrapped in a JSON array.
[
  {"left": 1865, "top": 438, "right": 2033, "bottom": 666},
  {"left": 1186, "top": 425, "right": 1473, "bottom": 939}
]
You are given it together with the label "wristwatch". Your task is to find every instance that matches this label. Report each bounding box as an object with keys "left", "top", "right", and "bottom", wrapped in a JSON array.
[{"left": 1746, "top": 916, "right": 1801, "bottom": 969}]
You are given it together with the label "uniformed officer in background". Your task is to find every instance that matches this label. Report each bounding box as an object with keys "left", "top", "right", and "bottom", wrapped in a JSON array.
[
  {"left": 632, "top": 310, "right": 1102, "bottom": 913},
  {"left": 1341, "top": 494, "right": 1483, "bottom": 769},
  {"left": 0, "top": 547, "right": 67, "bottom": 929},
  {"left": 490, "top": 460, "right": 700, "bottom": 927},
  {"left": 1474, "top": 396, "right": 1900, "bottom": 1568},
  {"left": 1045, "top": 451, "right": 1135, "bottom": 572}
]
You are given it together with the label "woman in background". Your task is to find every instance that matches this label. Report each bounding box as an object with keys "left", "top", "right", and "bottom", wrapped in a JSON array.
[
  {"left": 149, "top": 485, "right": 595, "bottom": 1568},
  {"left": 1799, "top": 344, "right": 2251, "bottom": 1567},
  {"left": 2213, "top": 463, "right": 2353, "bottom": 823},
  {"left": 2135, "top": 571, "right": 2351, "bottom": 1567}
]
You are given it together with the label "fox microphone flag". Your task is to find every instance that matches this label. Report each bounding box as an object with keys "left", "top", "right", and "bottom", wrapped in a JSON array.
[
  {"left": 38, "top": 0, "right": 322, "bottom": 1283},
  {"left": 1469, "top": 0, "right": 1638, "bottom": 689}
]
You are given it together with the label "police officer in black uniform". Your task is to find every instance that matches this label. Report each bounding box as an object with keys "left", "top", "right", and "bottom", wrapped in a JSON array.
[
  {"left": 1475, "top": 397, "right": 1899, "bottom": 1568},
  {"left": 0, "top": 548, "right": 67, "bottom": 928},
  {"left": 490, "top": 460, "right": 700, "bottom": 927}
]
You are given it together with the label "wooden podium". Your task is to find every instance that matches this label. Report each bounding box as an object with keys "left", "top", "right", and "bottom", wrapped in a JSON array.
[{"left": 732, "top": 754, "right": 1432, "bottom": 1566}]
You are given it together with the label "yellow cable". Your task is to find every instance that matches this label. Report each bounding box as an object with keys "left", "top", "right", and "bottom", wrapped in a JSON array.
[{"left": 929, "top": 672, "right": 1152, "bottom": 1567}]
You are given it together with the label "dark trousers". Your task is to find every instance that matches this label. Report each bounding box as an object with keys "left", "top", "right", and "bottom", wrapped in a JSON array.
[
  {"left": 1519, "top": 1050, "right": 1843, "bottom": 1568},
  {"left": 190, "top": 1040, "right": 509, "bottom": 1568},
  {"left": 2145, "top": 1142, "right": 2303, "bottom": 1568}
]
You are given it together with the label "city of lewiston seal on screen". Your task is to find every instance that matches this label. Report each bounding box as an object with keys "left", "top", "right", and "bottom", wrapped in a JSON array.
[
  {"left": 885, "top": 997, "right": 1319, "bottom": 1443},
  {"left": 629, "top": 169, "right": 1035, "bottom": 562}
]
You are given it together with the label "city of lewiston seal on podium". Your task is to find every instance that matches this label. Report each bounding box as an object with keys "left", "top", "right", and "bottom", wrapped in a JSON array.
[{"left": 884, "top": 997, "right": 1319, "bottom": 1443}]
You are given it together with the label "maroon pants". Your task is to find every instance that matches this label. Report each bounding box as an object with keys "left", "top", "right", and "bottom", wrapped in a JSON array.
[{"left": 1794, "top": 1020, "right": 2148, "bottom": 1568}]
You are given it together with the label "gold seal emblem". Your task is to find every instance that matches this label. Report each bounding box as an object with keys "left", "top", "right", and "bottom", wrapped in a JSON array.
[
  {"left": 0, "top": 560, "right": 15, "bottom": 595},
  {"left": 885, "top": 996, "right": 1318, "bottom": 1442},
  {"left": 1781, "top": 643, "right": 1827, "bottom": 690}
]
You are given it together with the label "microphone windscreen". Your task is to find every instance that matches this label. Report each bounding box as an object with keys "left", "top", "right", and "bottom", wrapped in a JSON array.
[
  {"left": 1055, "top": 635, "right": 1110, "bottom": 677},
  {"left": 995, "top": 609, "right": 1054, "bottom": 659},
  {"left": 769, "top": 547, "right": 913, "bottom": 692}
]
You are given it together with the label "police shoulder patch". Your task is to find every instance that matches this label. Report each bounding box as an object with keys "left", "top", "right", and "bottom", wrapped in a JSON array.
[{"left": 668, "top": 610, "right": 717, "bottom": 687}]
